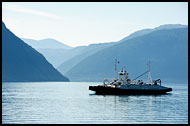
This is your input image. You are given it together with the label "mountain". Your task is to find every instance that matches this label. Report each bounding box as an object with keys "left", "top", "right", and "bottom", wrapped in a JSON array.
[
  {"left": 21, "top": 38, "right": 72, "bottom": 49},
  {"left": 57, "top": 24, "right": 188, "bottom": 74},
  {"left": 23, "top": 37, "right": 116, "bottom": 67},
  {"left": 2, "top": 22, "right": 69, "bottom": 82},
  {"left": 21, "top": 38, "right": 74, "bottom": 67},
  {"left": 120, "top": 24, "right": 188, "bottom": 42},
  {"left": 34, "top": 48, "right": 75, "bottom": 67},
  {"left": 23, "top": 24, "right": 187, "bottom": 68},
  {"left": 65, "top": 28, "right": 188, "bottom": 83},
  {"left": 154, "top": 24, "right": 187, "bottom": 30},
  {"left": 57, "top": 42, "right": 116, "bottom": 74}
]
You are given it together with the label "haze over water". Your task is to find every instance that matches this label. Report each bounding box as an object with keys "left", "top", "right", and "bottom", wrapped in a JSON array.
[{"left": 2, "top": 82, "right": 188, "bottom": 124}]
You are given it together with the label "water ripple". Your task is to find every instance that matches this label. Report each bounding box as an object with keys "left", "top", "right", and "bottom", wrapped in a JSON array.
[{"left": 2, "top": 82, "right": 188, "bottom": 124}]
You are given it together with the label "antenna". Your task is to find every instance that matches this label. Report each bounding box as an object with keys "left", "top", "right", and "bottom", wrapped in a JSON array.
[{"left": 147, "top": 61, "right": 152, "bottom": 83}]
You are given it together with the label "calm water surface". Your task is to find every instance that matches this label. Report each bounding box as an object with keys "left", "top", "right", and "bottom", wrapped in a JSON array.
[{"left": 2, "top": 82, "right": 188, "bottom": 124}]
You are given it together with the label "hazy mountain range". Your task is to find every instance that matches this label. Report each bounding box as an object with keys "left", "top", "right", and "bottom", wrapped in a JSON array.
[
  {"left": 21, "top": 38, "right": 72, "bottom": 49},
  {"left": 64, "top": 27, "right": 188, "bottom": 83},
  {"left": 22, "top": 24, "right": 188, "bottom": 70},
  {"left": 56, "top": 24, "right": 187, "bottom": 83},
  {"left": 119, "top": 24, "right": 187, "bottom": 42},
  {"left": 57, "top": 42, "right": 117, "bottom": 74},
  {"left": 22, "top": 38, "right": 116, "bottom": 67},
  {"left": 2, "top": 22, "right": 69, "bottom": 82},
  {"left": 3, "top": 22, "right": 188, "bottom": 83}
]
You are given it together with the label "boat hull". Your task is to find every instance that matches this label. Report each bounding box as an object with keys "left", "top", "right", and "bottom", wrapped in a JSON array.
[{"left": 89, "top": 86, "right": 172, "bottom": 95}]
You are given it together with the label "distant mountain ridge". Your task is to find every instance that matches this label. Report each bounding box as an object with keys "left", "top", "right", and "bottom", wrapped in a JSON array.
[
  {"left": 57, "top": 41, "right": 116, "bottom": 74},
  {"left": 64, "top": 27, "right": 188, "bottom": 83},
  {"left": 22, "top": 38, "right": 72, "bottom": 49},
  {"left": 120, "top": 24, "right": 188, "bottom": 42},
  {"left": 58, "top": 24, "right": 188, "bottom": 78},
  {"left": 2, "top": 22, "right": 69, "bottom": 82},
  {"left": 17, "top": 23, "right": 188, "bottom": 83},
  {"left": 22, "top": 24, "right": 187, "bottom": 69},
  {"left": 21, "top": 38, "right": 74, "bottom": 67},
  {"left": 22, "top": 38, "right": 116, "bottom": 67}
]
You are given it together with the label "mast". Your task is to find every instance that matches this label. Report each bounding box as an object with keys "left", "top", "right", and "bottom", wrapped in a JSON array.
[
  {"left": 114, "top": 59, "right": 119, "bottom": 80},
  {"left": 147, "top": 61, "right": 152, "bottom": 83}
]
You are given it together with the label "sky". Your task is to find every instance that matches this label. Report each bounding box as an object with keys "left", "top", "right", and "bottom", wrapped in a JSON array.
[{"left": 2, "top": 2, "right": 188, "bottom": 47}]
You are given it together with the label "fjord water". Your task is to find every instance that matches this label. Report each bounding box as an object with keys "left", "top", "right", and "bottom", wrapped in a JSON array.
[{"left": 2, "top": 82, "right": 188, "bottom": 124}]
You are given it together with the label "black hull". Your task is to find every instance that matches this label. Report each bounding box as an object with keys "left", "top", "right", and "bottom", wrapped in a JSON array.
[{"left": 89, "top": 86, "right": 172, "bottom": 95}]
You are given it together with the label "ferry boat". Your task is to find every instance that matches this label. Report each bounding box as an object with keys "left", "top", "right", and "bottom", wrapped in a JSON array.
[{"left": 89, "top": 60, "right": 172, "bottom": 95}]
